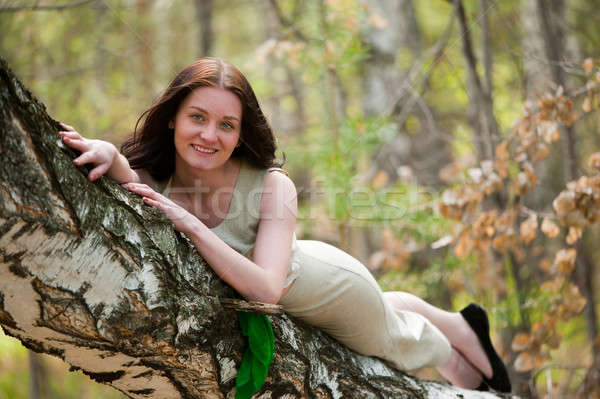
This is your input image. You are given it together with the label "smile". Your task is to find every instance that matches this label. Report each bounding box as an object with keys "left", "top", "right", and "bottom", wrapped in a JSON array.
[{"left": 192, "top": 144, "right": 218, "bottom": 154}]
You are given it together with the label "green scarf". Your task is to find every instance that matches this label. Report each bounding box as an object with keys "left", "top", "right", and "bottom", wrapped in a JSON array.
[{"left": 235, "top": 312, "right": 275, "bottom": 399}]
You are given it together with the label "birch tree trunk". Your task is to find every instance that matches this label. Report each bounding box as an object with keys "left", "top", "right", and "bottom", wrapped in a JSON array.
[{"left": 0, "top": 58, "right": 507, "bottom": 398}]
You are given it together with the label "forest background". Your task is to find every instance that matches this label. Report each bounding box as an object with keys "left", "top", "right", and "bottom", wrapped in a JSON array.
[{"left": 1, "top": 0, "right": 600, "bottom": 398}]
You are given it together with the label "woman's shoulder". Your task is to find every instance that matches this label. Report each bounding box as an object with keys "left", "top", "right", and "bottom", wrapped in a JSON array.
[{"left": 261, "top": 167, "right": 297, "bottom": 206}]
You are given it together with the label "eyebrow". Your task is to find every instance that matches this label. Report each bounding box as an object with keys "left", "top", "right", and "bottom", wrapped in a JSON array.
[{"left": 188, "top": 106, "right": 240, "bottom": 122}]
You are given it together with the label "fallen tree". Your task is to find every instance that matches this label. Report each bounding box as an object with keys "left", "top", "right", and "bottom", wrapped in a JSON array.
[{"left": 0, "top": 57, "right": 509, "bottom": 398}]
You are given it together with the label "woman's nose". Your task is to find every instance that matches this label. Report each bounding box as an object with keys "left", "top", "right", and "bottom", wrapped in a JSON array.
[{"left": 200, "top": 124, "right": 218, "bottom": 142}]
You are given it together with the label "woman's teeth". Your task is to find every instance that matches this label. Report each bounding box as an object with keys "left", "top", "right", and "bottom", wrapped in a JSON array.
[{"left": 192, "top": 144, "right": 217, "bottom": 153}]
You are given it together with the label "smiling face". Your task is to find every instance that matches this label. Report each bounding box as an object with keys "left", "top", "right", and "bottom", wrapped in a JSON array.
[{"left": 171, "top": 86, "right": 242, "bottom": 174}]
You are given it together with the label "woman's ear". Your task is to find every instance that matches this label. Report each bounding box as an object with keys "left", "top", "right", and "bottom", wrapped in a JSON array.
[{"left": 168, "top": 120, "right": 174, "bottom": 129}]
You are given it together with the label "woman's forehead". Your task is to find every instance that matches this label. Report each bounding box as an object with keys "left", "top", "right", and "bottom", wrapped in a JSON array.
[{"left": 181, "top": 87, "right": 242, "bottom": 118}]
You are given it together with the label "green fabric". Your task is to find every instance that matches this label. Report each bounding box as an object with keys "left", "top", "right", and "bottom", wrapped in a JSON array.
[{"left": 235, "top": 312, "right": 274, "bottom": 399}]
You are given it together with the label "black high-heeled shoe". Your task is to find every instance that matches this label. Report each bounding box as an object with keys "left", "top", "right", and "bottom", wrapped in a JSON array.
[{"left": 460, "top": 303, "right": 512, "bottom": 393}]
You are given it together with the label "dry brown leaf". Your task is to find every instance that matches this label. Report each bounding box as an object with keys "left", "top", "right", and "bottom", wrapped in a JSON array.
[
  {"left": 566, "top": 227, "right": 583, "bottom": 245},
  {"left": 533, "top": 143, "right": 550, "bottom": 162},
  {"left": 541, "top": 218, "right": 560, "bottom": 238},
  {"left": 512, "top": 333, "right": 533, "bottom": 352},
  {"left": 369, "top": 13, "right": 388, "bottom": 29},
  {"left": 539, "top": 258, "right": 552, "bottom": 272},
  {"left": 454, "top": 232, "right": 471, "bottom": 258},
  {"left": 583, "top": 96, "right": 593, "bottom": 113},
  {"left": 588, "top": 152, "right": 600, "bottom": 172},
  {"left": 371, "top": 170, "right": 389, "bottom": 189},
  {"left": 514, "top": 352, "right": 535, "bottom": 372},
  {"left": 553, "top": 191, "right": 576, "bottom": 215},
  {"left": 547, "top": 331, "right": 562, "bottom": 349},
  {"left": 495, "top": 141, "right": 509, "bottom": 161},
  {"left": 554, "top": 248, "right": 577, "bottom": 274},
  {"left": 520, "top": 214, "right": 538, "bottom": 244},
  {"left": 532, "top": 321, "right": 550, "bottom": 341},
  {"left": 583, "top": 58, "right": 594, "bottom": 74},
  {"left": 514, "top": 172, "right": 532, "bottom": 195},
  {"left": 566, "top": 227, "right": 582, "bottom": 244},
  {"left": 565, "top": 285, "right": 587, "bottom": 314},
  {"left": 368, "top": 251, "right": 386, "bottom": 271}
]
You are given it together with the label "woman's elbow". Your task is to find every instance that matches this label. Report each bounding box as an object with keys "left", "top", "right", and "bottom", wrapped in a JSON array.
[
  {"left": 255, "top": 290, "right": 282, "bottom": 305},
  {"left": 247, "top": 283, "right": 283, "bottom": 305}
]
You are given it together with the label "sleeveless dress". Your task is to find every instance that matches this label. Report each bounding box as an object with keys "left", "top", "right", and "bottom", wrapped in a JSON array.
[{"left": 158, "top": 159, "right": 451, "bottom": 371}]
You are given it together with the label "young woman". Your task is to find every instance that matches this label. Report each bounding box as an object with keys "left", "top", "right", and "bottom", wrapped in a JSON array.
[{"left": 59, "top": 57, "right": 510, "bottom": 392}]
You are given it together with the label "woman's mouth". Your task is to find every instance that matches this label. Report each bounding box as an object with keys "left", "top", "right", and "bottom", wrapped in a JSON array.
[{"left": 191, "top": 144, "right": 218, "bottom": 154}]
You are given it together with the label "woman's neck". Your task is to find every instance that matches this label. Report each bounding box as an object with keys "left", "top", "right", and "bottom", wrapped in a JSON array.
[{"left": 172, "top": 157, "right": 241, "bottom": 194}]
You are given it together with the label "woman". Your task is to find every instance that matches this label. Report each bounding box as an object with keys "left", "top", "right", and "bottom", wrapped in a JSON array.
[{"left": 59, "top": 57, "right": 510, "bottom": 392}]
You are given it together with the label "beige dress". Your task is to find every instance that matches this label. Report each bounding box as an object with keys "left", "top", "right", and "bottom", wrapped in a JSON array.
[{"left": 158, "top": 159, "right": 451, "bottom": 371}]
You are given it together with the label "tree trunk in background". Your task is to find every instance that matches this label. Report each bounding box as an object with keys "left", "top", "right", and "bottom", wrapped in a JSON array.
[
  {"left": 359, "top": 0, "right": 453, "bottom": 271},
  {"left": 194, "top": 0, "right": 214, "bottom": 56},
  {"left": 0, "top": 58, "right": 503, "bottom": 399},
  {"left": 362, "top": 0, "right": 452, "bottom": 188},
  {"left": 136, "top": 0, "right": 156, "bottom": 97},
  {"left": 29, "top": 352, "right": 49, "bottom": 399},
  {"left": 456, "top": 0, "right": 498, "bottom": 162}
]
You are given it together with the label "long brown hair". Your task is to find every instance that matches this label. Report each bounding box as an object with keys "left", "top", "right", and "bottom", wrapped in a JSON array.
[{"left": 121, "top": 57, "right": 281, "bottom": 181}]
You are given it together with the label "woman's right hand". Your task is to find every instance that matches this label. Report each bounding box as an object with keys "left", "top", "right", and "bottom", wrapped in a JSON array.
[{"left": 58, "top": 122, "right": 118, "bottom": 182}]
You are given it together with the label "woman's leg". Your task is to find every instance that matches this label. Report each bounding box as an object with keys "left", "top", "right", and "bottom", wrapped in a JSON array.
[
  {"left": 383, "top": 292, "right": 492, "bottom": 379},
  {"left": 436, "top": 348, "right": 484, "bottom": 389}
]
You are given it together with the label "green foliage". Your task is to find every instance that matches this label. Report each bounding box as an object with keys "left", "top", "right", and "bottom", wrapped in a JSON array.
[{"left": 0, "top": 329, "right": 126, "bottom": 399}]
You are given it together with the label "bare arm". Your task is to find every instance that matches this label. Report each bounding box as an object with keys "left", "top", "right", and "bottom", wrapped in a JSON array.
[
  {"left": 59, "top": 123, "right": 141, "bottom": 183},
  {"left": 124, "top": 170, "right": 297, "bottom": 304}
]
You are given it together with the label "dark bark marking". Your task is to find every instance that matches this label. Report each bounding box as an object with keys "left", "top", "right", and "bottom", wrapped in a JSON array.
[
  {"left": 0, "top": 217, "right": 18, "bottom": 238},
  {"left": 0, "top": 248, "right": 30, "bottom": 278},
  {"left": 132, "top": 369, "right": 153, "bottom": 379},
  {"left": 83, "top": 369, "right": 126, "bottom": 383},
  {"left": 19, "top": 336, "right": 65, "bottom": 360},
  {"left": 32, "top": 278, "right": 104, "bottom": 341},
  {"left": 0, "top": 291, "right": 17, "bottom": 328},
  {"left": 9, "top": 262, "right": 30, "bottom": 278},
  {"left": 128, "top": 388, "right": 155, "bottom": 395},
  {"left": 12, "top": 222, "right": 35, "bottom": 240}
]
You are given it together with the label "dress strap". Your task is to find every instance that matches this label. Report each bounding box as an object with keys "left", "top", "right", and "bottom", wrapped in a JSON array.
[{"left": 267, "top": 167, "right": 288, "bottom": 176}]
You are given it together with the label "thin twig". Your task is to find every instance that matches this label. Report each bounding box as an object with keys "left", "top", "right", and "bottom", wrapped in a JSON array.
[
  {"left": 0, "top": 0, "right": 96, "bottom": 12},
  {"left": 268, "top": 0, "right": 308, "bottom": 42}
]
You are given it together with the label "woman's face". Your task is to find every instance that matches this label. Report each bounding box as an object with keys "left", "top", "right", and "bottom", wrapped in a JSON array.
[{"left": 171, "top": 86, "right": 242, "bottom": 174}]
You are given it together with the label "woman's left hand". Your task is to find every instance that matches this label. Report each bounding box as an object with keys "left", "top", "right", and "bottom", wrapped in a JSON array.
[{"left": 122, "top": 182, "right": 199, "bottom": 234}]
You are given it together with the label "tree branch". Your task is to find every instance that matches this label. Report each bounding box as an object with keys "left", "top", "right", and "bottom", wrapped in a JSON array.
[{"left": 0, "top": 57, "right": 507, "bottom": 398}]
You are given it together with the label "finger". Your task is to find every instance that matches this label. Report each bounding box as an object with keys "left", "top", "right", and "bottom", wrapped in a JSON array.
[
  {"left": 62, "top": 137, "right": 89, "bottom": 153},
  {"left": 59, "top": 122, "right": 76, "bottom": 131},
  {"left": 125, "top": 183, "right": 158, "bottom": 197},
  {"left": 59, "top": 130, "right": 83, "bottom": 139},
  {"left": 73, "top": 151, "right": 97, "bottom": 166},
  {"left": 88, "top": 163, "right": 110, "bottom": 181},
  {"left": 142, "top": 196, "right": 167, "bottom": 212}
]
